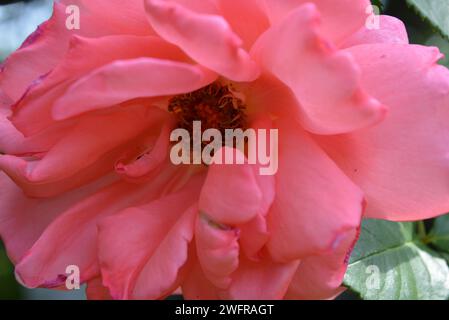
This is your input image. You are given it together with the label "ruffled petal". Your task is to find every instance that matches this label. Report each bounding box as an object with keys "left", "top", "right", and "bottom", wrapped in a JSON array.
[
  {"left": 262, "top": 0, "right": 371, "bottom": 44},
  {"left": 11, "top": 35, "right": 186, "bottom": 134},
  {"left": 317, "top": 44, "right": 449, "bottom": 220},
  {"left": 1, "top": 106, "right": 167, "bottom": 197},
  {"left": 252, "top": 3, "right": 386, "bottom": 135},
  {"left": 342, "top": 15, "right": 409, "bottom": 48},
  {"left": 181, "top": 253, "right": 220, "bottom": 300},
  {"left": 1, "top": 0, "right": 153, "bottom": 103},
  {"left": 266, "top": 119, "right": 364, "bottom": 261},
  {"left": 199, "top": 147, "right": 262, "bottom": 226},
  {"left": 115, "top": 120, "right": 175, "bottom": 181},
  {"left": 286, "top": 228, "right": 359, "bottom": 300},
  {"left": 52, "top": 58, "right": 216, "bottom": 120},
  {"left": 215, "top": 0, "right": 270, "bottom": 49},
  {"left": 97, "top": 175, "right": 203, "bottom": 299},
  {"left": 14, "top": 167, "right": 178, "bottom": 288},
  {"left": 132, "top": 204, "right": 198, "bottom": 299},
  {"left": 195, "top": 213, "right": 240, "bottom": 289},
  {"left": 0, "top": 172, "right": 115, "bottom": 264},
  {"left": 0, "top": 3, "right": 70, "bottom": 102},
  {"left": 221, "top": 256, "right": 299, "bottom": 300},
  {"left": 0, "top": 108, "right": 57, "bottom": 156},
  {"left": 144, "top": 0, "right": 260, "bottom": 81}
]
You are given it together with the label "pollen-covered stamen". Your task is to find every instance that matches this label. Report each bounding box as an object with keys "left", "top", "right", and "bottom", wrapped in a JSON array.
[{"left": 168, "top": 82, "right": 247, "bottom": 148}]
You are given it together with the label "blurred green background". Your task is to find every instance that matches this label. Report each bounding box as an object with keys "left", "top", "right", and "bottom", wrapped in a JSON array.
[{"left": 0, "top": 0, "right": 449, "bottom": 300}]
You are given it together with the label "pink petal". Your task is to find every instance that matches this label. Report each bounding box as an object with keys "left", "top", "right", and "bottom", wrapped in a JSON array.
[
  {"left": 0, "top": 172, "right": 115, "bottom": 264},
  {"left": 342, "top": 15, "right": 409, "bottom": 48},
  {"left": 286, "top": 228, "right": 359, "bottom": 300},
  {"left": 0, "top": 108, "right": 56, "bottom": 156},
  {"left": 195, "top": 213, "right": 240, "bottom": 289},
  {"left": 14, "top": 167, "right": 179, "bottom": 288},
  {"left": 215, "top": 0, "right": 270, "bottom": 49},
  {"left": 199, "top": 147, "right": 263, "bottom": 226},
  {"left": 266, "top": 119, "right": 364, "bottom": 261},
  {"left": 0, "top": 106, "right": 167, "bottom": 197},
  {"left": 252, "top": 3, "right": 386, "bottom": 135},
  {"left": 181, "top": 253, "right": 220, "bottom": 300},
  {"left": 63, "top": 0, "right": 153, "bottom": 37},
  {"left": 97, "top": 176, "right": 203, "bottom": 299},
  {"left": 11, "top": 35, "right": 186, "bottom": 134},
  {"left": 238, "top": 215, "right": 269, "bottom": 260},
  {"left": 86, "top": 277, "right": 112, "bottom": 300},
  {"left": 317, "top": 44, "right": 449, "bottom": 220},
  {"left": 0, "top": 3, "right": 69, "bottom": 102},
  {"left": 220, "top": 256, "right": 300, "bottom": 300},
  {"left": 52, "top": 58, "right": 216, "bottom": 120},
  {"left": 115, "top": 120, "right": 175, "bottom": 181},
  {"left": 238, "top": 116, "right": 276, "bottom": 259},
  {"left": 132, "top": 204, "right": 198, "bottom": 299},
  {"left": 164, "top": 0, "right": 219, "bottom": 14},
  {"left": 263, "top": 0, "right": 371, "bottom": 45},
  {"left": 1, "top": 0, "right": 153, "bottom": 103},
  {"left": 144, "top": 0, "right": 260, "bottom": 81}
]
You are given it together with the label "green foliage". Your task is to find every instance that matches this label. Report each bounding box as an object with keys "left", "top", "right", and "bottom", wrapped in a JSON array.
[
  {"left": 371, "top": 0, "right": 384, "bottom": 11},
  {"left": 344, "top": 219, "right": 449, "bottom": 300},
  {"left": 0, "top": 243, "right": 21, "bottom": 299},
  {"left": 429, "top": 214, "right": 449, "bottom": 254},
  {"left": 406, "top": 0, "right": 449, "bottom": 40}
]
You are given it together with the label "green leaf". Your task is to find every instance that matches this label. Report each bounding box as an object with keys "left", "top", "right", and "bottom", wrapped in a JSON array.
[
  {"left": 370, "top": 0, "right": 384, "bottom": 11},
  {"left": 425, "top": 34, "right": 449, "bottom": 67},
  {"left": 406, "top": 0, "right": 449, "bottom": 40},
  {"left": 344, "top": 219, "right": 449, "bottom": 300},
  {"left": 440, "top": 252, "right": 449, "bottom": 265},
  {"left": 0, "top": 242, "right": 21, "bottom": 299},
  {"left": 429, "top": 213, "right": 449, "bottom": 253}
]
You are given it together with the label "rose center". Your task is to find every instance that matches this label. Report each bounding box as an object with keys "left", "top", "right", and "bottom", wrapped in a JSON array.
[{"left": 168, "top": 82, "right": 247, "bottom": 146}]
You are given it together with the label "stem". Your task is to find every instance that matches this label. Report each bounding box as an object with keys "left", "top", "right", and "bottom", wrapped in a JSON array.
[{"left": 417, "top": 221, "right": 427, "bottom": 241}]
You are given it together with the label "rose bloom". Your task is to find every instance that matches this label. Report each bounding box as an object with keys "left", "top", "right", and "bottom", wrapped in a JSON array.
[{"left": 1, "top": 0, "right": 449, "bottom": 300}]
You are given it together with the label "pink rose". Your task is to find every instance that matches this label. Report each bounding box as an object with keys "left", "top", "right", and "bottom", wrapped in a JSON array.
[{"left": 1, "top": 0, "right": 448, "bottom": 300}]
